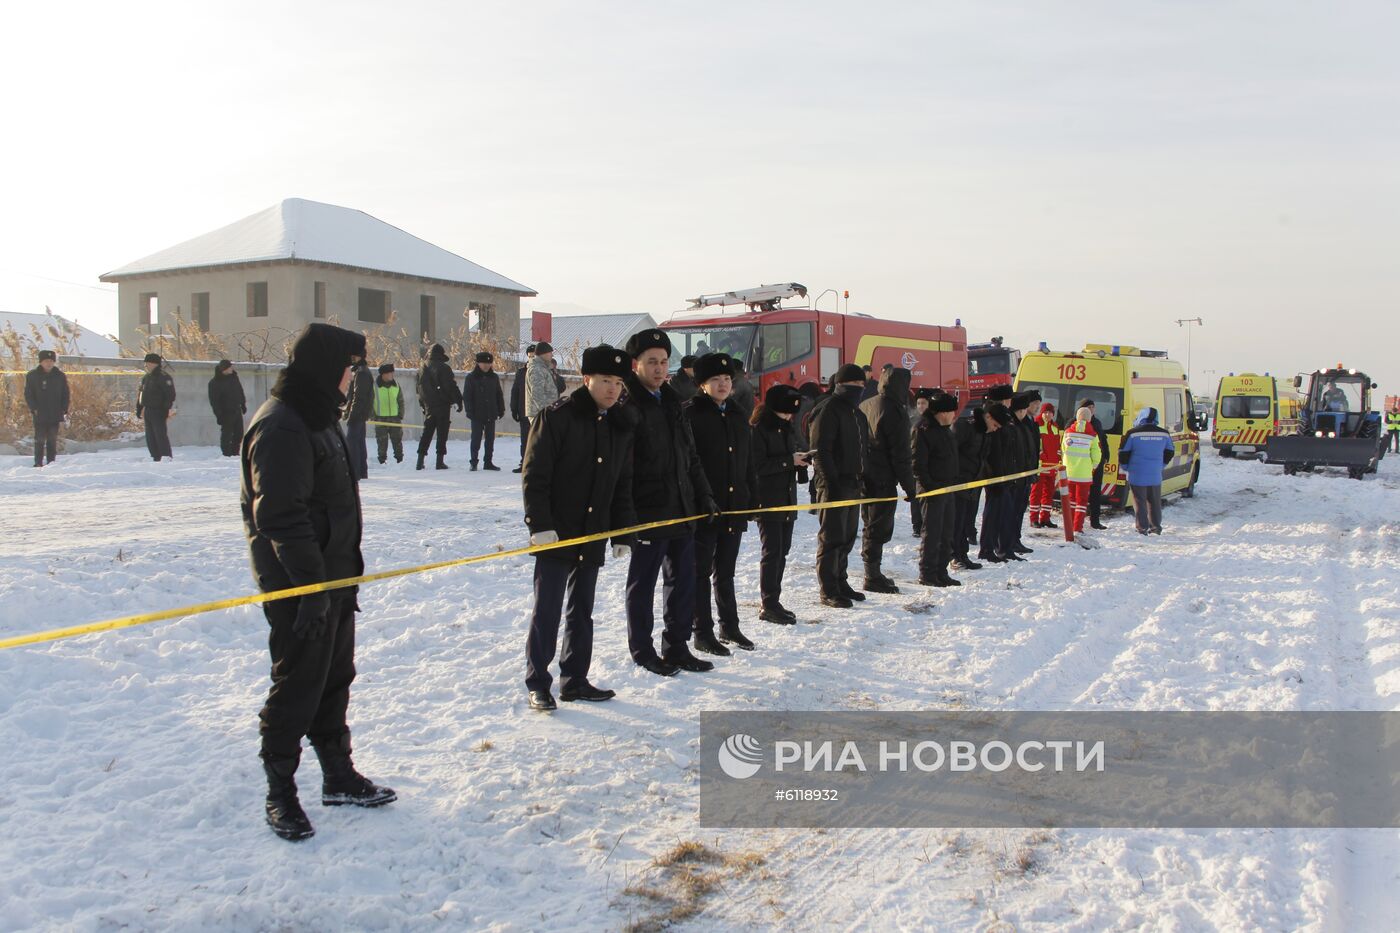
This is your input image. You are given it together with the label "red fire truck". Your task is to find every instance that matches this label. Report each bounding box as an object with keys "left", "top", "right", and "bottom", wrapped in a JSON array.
[
  {"left": 659, "top": 283, "right": 968, "bottom": 398},
  {"left": 967, "top": 337, "right": 1021, "bottom": 405}
]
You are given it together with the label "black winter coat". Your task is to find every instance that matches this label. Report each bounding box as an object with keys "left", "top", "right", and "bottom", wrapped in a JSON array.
[
  {"left": 859, "top": 367, "right": 917, "bottom": 497},
  {"left": 811, "top": 388, "right": 869, "bottom": 499},
  {"left": 418, "top": 358, "right": 462, "bottom": 412},
  {"left": 670, "top": 370, "right": 698, "bottom": 401},
  {"left": 752, "top": 409, "right": 806, "bottom": 523},
  {"left": 463, "top": 368, "right": 505, "bottom": 422},
  {"left": 25, "top": 366, "right": 69, "bottom": 424},
  {"left": 913, "top": 415, "right": 960, "bottom": 493},
  {"left": 510, "top": 366, "right": 528, "bottom": 421},
  {"left": 954, "top": 415, "right": 990, "bottom": 484},
  {"left": 682, "top": 393, "right": 757, "bottom": 532},
  {"left": 623, "top": 374, "right": 715, "bottom": 538},
  {"left": 136, "top": 366, "right": 176, "bottom": 417},
  {"left": 240, "top": 397, "right": 364, "bottom": 599},
  {"left": 344, "top": 364, "right": 374, "bottom": 423},
  {"left": 522, "top": 387, "right": 638, "bottom": 566},
  {"left": 1014, "top": 414, "right": 1039, "bottom": 472},
  {"left": 208, "top": 370, "right": 247, "bottom": 423},
  {"left": 983, "top": 425, "right": 1019, "bottom": 487}
]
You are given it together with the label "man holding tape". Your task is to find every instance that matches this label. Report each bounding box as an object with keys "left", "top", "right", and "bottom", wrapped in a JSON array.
[
  {"left": 522, "top": 345, "right": 637, "bottom": 711},
  {"left": 241, "top": 322, "right": 396, "bottom": 841}
]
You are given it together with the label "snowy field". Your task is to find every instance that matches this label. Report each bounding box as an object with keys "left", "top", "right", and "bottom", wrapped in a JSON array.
[{"left": 2, "top": 442, "right": 1399, "bottom": 931}]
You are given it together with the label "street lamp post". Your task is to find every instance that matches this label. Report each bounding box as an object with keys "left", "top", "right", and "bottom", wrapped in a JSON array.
[{"left": 1174, "top": 317, "right": 1203, "bottom": 387}]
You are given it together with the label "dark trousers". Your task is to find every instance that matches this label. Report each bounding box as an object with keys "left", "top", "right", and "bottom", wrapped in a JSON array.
[
  {"left": 1012, "top": 478, "right": 1032, "bottom": 545},
  {"left": 694, "top": 524, "right": 744, "bottom": 635},
  {"left": 626, "top": 533, "right": 696, "bottom": 661},
  {"left": 953, "top": 491, "right": 978, "bottom": 560},
  {"left": 144, "top": 411, "right": 172, "bottom": 460},
  {"left": 517, "top": 418, "right": 530, "bottom": 463},
  {"left": 1088, "top": 464, "right": 1105, "bottom": 524},
  {"left": 217, "top": 415, "right": 241, "bottom": 456},
  {"left": 33, "top": 418, "right": 59, "bottom": 465},
  {"left": 417, "top": 406, "right": 450, "bottom": 459},
  {"left": 978, "top": 487, "right": 1010, "bottom": 557},
  {"left": 911, "top": 498, "right": 923, "bottom": 537},
  {"left": 920, "top": 494, "right": 955, "bottom": 579},
  {"left": 470, "top": 418, "right": 496, "bottom": 465},
  {"left": 758, "top": 519, "right": 794, "bottom": 610},
  {"left": 376, "top": 422, "right": 404, "bottom": 462},
  {"left": 1390, "top": 429, "right": 1399, "bottom": 453},
  {"left": 259, "top": 594, "right": 356, "bottom": 762},
  {"left": 1129, "top": 484, "right": 1163, "bottom": 533},
  {"left": 816, "top": 485, "right": 860, "bottom": 597},
  {"left": 345, "top": 419, "right": 369, "bottom": 479},
  {"left": 525, "top": 555, "right": 598, "bottom": 693},
  {"left": 860, "top": 498, "right": 898, "bottom": 577}
]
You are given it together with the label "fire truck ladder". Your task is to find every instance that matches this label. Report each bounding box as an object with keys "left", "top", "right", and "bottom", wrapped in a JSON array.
[{"left": 687, "top": 283, "right": 808, "bottom": 313}]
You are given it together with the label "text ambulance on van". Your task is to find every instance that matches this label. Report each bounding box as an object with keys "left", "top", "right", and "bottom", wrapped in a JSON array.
[
  {"left": 1211, "top": 373, "right": 1301, "bottom": 458},
  {"left": 1014, "top": 344, "right": 1203, "bottom": 507}
]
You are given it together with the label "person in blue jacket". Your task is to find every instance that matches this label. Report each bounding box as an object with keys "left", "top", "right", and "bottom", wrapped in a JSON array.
[{"left": 1118, "top": 407, "right": 1175, "bottom": 535}]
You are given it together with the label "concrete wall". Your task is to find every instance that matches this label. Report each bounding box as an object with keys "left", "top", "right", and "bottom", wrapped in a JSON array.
[
  {"left": 61, "top": 355, "right": 576, "bottom": 453},
  {"left": 114, "top": 261, "right": 522, "bottom": 357}
]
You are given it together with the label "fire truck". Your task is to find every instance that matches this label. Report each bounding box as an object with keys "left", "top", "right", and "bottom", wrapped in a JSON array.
[
  {"left": 659, "top": 283, "right": 968, "bottom": 398},
  {"left": 967, "top": 337, "right": 1021, "bottom": 406}
]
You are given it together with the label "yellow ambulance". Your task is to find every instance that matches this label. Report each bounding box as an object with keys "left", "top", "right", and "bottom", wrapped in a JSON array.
[
  {"left": 1211, "top": 373, "right": 1301, "bottom": 458},
  {"left": 1013, "top": 344, "right": 1204, "bottom": 506}
]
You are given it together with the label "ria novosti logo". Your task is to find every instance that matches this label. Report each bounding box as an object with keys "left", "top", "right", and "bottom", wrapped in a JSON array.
[{"left": 717, "top": 734, "right": 764, "bottom": 779}]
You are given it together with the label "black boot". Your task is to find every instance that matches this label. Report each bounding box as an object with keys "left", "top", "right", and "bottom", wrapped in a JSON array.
[
  {"left": 719, "top": 624, "right": 755, "bottom": 651},
  {"left": 435, "top": 456, "right": 449, "bottom": 470},
  {"left": 759, "top": 604, "right": 797, "bottom": 625},
  {"left": 693, "top": 629, "right": 731, "bottom": 657},
  {"left": 416, "top": 454, "right": 426, "bottom": 471},
  {"left": 311, "top": 734, "right": 397, "bottom": 808},
  {"left": 862, "top": 573, "right": 899, "bottom": 594},
  {"left": 483, "top": 462, "right": 501, "bottom": 471},
  {"left": 470, "top": 462, "right": 478, "bottom": 471},
  {"left": 263, "top": 755, "right": 314, "bottom": 841}
]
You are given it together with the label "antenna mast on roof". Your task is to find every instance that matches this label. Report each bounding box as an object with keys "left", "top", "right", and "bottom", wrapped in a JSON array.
[{"left": 687, "top": 283, "right": 807, "bottom": 313}]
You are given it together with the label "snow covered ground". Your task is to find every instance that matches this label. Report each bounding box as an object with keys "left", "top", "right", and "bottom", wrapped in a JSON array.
[{"left": 2, "top": 442, "right": 1398, "bottom": 931}]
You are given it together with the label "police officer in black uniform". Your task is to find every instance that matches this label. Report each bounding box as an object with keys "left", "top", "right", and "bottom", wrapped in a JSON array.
[
  {"left": 683, "top": 353, "right": 759, "bottom": 656},
  {"left": 623, "top": 330, "right": 718, "bottom": 676},
  {"left": 522, "top": 345, "right": 637, "bottom": 711},
  {"left": 812, "top": 363, "right": 871, "bottom": 608},
  {"left": 858, "top": 364, "right": 917, "bottom": 593},
  {"left": 978, "top": 399, "right": 1018, "bottom": 563},
  {"left": 241, "top": 323, "right": 396, "bottom": 842},
  {"left": 136, "top": 352, "right": 177, "bottom": 461},
  {"left": 950, "top": 405, "right": 994, "bottom": 572},
  {"left": 1005, "top": 391, "right": 1039, "bottom": 555},
  {"left": 751, "top": 384, "right": 808, "bottom": 624},
  {"left": 913, "top": 392, "right": 962, "bottom": 586}
]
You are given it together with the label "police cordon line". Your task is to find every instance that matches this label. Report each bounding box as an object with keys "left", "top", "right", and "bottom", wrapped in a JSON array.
[{"left": 14, "top": 322, "right": 1174, "bottom": 843}]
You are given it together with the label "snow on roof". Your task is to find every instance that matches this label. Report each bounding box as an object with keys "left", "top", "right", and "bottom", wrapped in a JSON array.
[
  {"left": 1, "top": 310, "right": 121, "bottom": 358},
  {"left": 100, "top": 198, "right": 536, "bottom": 295},
  {"left": 517, "top": 312, "right": 658, "bottom": 353}
]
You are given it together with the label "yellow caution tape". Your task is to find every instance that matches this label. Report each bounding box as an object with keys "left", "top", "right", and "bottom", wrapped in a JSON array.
[{"left": 0, "top": 468, "right": 1036, "bottom": 651}]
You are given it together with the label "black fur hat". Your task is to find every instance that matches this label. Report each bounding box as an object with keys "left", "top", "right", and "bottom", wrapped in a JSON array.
[
  {"left": 624, "top": 329, "right": 672, "bottom": 359},
  {"left": 693, "top": 352, "right": 735, "bottom": 384},
  {"left": 581, "top": 345, "right": 631, "bottom": 379}
]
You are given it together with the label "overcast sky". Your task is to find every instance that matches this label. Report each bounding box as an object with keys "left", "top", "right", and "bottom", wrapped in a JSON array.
[{"left": 3, "top": 0, "right": 1397, "bottom": 395}]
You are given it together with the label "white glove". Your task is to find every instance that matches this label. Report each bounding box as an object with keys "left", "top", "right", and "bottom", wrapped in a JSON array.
[
  {"left": 530, "top": 530, "right": 560, "bottom": 547},
  {"left": 612, "top": 544, "right": 631, "bottom": 560}
]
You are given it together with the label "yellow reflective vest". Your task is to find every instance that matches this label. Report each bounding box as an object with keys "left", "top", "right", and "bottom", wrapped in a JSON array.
[{"left": 1061, "top": 419, "right": 1103, "bottom": 482}]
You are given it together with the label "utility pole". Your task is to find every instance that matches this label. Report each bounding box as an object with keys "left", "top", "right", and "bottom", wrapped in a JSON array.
[{"left": 1174, "top": 317, "right": 1203, "bottom": 387}]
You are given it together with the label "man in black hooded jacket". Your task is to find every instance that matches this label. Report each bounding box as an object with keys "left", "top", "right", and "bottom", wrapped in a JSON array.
[
  {"left": 241, "top": 322, "right": 395, "bottom": 842},
  {"left": 416, "top": 343, "right": 463, "bottom": 470},
  {"left": 208, "top": 359, "right": 247, "bottom": 457},
  {"left": 858, "top": 365, "right": 917, "bottom": 593},
  {"left": 812, "top": 363, "right": 871, "bottom": 607}
]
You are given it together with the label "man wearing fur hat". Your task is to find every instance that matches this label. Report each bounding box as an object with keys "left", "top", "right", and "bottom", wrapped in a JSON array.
[
  {"left": 464, "top": 350, "right": 506, "bottom": 471},
  {"left": 913, "top": 392, "right": 962, "bottom": 586},
  {"left": 207, "top": 359, "right": 247, "bottom": 457},
  {"left": 682, "top": 352, "right": 759, "bottom": 655},
  {"left": 24, "top": 349, "right": 69, "bottom": 467},
  {"left": 622, "top": 329, "right": 718, "bottom": 677},
  {"left": 522, "top": 345, "right": 638, "bottom": 710},
  {"left": 750, "top": 383, "right": 809, "bottom": 623},
  {"left": 978, "top": 398, "right": 1020, "bottom": 562},
  {"left": 858, "top": 364, "right": 918, "bottom": 593},
  {"left": 136, "top": 352, "right": 177, "bottom": 461},
  {"left": 241, "top": 323, "right": 396, "bottom": 842}
]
